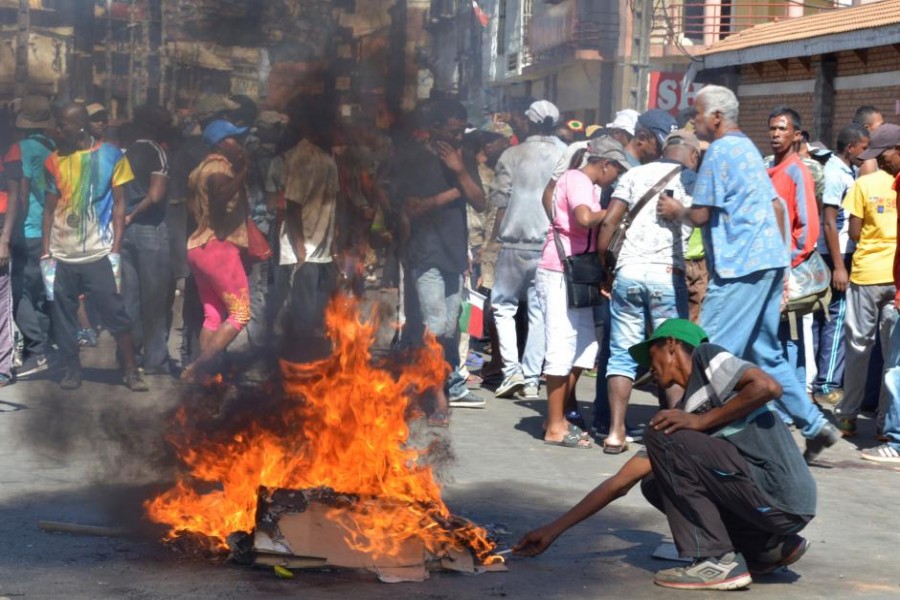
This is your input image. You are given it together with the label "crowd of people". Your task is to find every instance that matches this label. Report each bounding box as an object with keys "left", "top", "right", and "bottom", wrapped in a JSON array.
[
  {"left": 1, "top": 82, "right": 900, "bottom": 591},
  {"left": 0, "top": 92, "right": 390, "bottom": 391},
  {"left": 0, "top": 89, "right": 898, "bottom": 463}
]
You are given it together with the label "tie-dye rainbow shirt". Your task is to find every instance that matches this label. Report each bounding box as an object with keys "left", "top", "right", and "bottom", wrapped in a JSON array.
[{"left": 45, "top": 142, "right": 134, "bottom": 263}]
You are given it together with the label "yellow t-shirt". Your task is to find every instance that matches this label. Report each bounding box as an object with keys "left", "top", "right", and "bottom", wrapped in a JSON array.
[{"left": 843, "top": 170, "right": 897, "bottom": 285}]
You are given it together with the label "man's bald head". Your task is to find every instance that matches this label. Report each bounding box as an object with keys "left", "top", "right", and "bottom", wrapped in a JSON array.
[
  {"left": 56, "top": 102, "right": 91, "bottom": 151},
  {"left": 58, "top": 102, "right": 89, "bottom": 129}
]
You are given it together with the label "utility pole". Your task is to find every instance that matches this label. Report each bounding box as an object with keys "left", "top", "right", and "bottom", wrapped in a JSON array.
[
  {"left": 627, "top": 0, "right": 654, "bottom": 110},
  {"left": 71, "top": 0, "right": 95, "bottom": 102},
  {"left": 127, "top": 0, "right": 136, "bottom": 119},
  {"left": 14, "top": 0, "right": 29, "bottom": 98},
  {"left": 105, "top": 0, "right": 113, "bottom": 109}
]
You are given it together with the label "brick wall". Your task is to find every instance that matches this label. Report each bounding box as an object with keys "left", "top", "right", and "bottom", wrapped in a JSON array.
[
  {"left": 731, "top": 44, "right": 900, "bottom": 150},
  {"left": 833, "top": 45, "right": 900, "bottom": 126},
  {"left": 834, "top": 87, "right": 900, "bottom": 129},
  {"left": 738, "top": 92, "right": 815, "bottom": 152},
  {"left": 835, "top": 46, "right": 900, "bottom": 77},
  {"left": 740, "top": 58, "right": 816, "bottom": 84}
]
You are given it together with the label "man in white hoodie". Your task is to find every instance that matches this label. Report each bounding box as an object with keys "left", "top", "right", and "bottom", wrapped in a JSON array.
[{"left": 490, "top": 100, "right": 567, "bottom": 398}]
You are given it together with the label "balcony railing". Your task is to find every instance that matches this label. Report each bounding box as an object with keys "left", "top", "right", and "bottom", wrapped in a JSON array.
[{"left": 650, "top": 0, "right": 839, "bottom": 48}]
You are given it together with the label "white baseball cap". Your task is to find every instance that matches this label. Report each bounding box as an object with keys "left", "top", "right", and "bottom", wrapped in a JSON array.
[{"left": 605, "top": 109, "right": 640, "bottom": 136}]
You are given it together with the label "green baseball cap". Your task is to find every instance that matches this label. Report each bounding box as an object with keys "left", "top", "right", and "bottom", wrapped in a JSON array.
[{"left": 628, "top": 319, "right": 709, "bottom": 367}]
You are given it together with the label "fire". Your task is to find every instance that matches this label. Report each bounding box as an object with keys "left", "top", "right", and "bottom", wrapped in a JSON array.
[{"left": 144, "top": 295, "right": 496, "bottom": 561}]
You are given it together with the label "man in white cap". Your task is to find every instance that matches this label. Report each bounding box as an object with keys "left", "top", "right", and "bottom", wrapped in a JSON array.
[
  {"left": 605, "top": 108, "right": 640, "bottom": 148},
  {"left": 490, "top": 100, "right": 567, "bottom": 398}
]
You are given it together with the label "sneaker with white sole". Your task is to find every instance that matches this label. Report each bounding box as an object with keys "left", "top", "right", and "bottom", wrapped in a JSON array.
[
  {"left": 449, "top": 392, "right": 486, "bottom": 408},
  {"left": 860, "top": 444, "right": 900, "bottom": 463},
  {"left": 654, "top": 552, "right": 752, "bottom": 590},
  {"left": 16, "top": 354, "right": 48, "bottom": 378},
  {"left": 520, "top": 383, "right": 539, "bottom": 399},
  {"left": 494, "top": 372, "right": 525, "bottom": 398}
]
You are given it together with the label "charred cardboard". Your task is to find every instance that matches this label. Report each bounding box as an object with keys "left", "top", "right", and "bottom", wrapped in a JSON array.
[{"left": 249, "top": 486, "right": 504, "bottom": 582}]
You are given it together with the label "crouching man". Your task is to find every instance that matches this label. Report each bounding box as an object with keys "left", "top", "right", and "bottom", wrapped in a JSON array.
[{"left": 514, "top": 319, "right": 816, "bottom": 591}]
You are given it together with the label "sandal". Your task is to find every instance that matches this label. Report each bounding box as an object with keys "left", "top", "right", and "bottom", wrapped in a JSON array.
[
  {"left": 602, "top": 440, "right": 629, "bottom": 455},
  {"left": 565, "top": 410, "right": 589, "bottom": 433},
  {"left": 544, "top": 425, "right": 593, "bottom": 449}
]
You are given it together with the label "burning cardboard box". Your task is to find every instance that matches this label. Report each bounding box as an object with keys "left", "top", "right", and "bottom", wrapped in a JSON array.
[{"left": 229, "top": 487, "right": 506, "bottom": 582}]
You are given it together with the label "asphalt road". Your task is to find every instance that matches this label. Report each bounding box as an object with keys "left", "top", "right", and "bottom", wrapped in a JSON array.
[{"left": 1, "top": 309, "right": 899, "bottom": 600}]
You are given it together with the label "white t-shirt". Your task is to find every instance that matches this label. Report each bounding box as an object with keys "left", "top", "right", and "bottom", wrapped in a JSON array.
[{"left": 611, "top": 160, "right": 694, "bottom": 272}]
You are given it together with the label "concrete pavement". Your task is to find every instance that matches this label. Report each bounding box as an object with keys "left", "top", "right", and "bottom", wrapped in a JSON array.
[{"left": 1, "top": 332, "right": 899, "bottom": 599}]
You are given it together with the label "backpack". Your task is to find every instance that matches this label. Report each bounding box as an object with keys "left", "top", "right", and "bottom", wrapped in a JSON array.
[{"left": 782, "top": 251, "right": 832, "bottom": 339}]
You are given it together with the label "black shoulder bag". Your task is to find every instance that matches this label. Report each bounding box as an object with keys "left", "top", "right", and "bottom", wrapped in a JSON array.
[{"left": 548, "top": 174, "right": 607, "bottom": 309}]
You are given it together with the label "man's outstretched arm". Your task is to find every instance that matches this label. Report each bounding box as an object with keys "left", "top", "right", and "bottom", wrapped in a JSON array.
[{"left": 513, "top": 455, "right": 652, "bottom": 557}]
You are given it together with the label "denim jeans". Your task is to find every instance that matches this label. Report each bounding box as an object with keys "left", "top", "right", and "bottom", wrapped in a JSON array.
[
  {"left": 0, "top": 260, "right": 12, "bottom": 378},
  {"left": 121, "top": 222, "right": 172, "bottom": 372},
  {"left": 491, "top": 248, "right": 545, "bottom": 387},
  {"left": 880, "top": 309, "right": 900, "bottom": 450},
  {"left": 608, "top": 264, "right": 688, "bottom": 379},
  {"left": 11, "top": 238, "right": 50, "bottom": 357},
  {"left": 773, "top": 319, "right": 808, "bottom": 425},
  {"left": 701, "top": 268, "right": 828, "bottom": 439},
  {"left": 414, "top": 267, "right": 467, "bottom": 400}
]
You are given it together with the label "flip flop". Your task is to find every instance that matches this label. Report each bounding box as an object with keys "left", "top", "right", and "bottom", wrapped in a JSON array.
[
  {"left": 544, "top": 427, "right": 593, "bottom": 449},
  {"left": 602, "top": 441, "right": 629, "bottom": 455}
]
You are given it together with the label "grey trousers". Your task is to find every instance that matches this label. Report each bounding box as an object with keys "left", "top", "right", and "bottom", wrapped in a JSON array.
[
  {"left": 835, "top": 282, "right": 896, "bottom": 422},
  {"left": 0, "top": 261, "right": 12, "bottom": 378}
]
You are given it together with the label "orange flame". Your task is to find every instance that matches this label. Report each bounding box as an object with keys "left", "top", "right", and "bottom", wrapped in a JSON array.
[{"left": 144, "top": 295, "right": 496, "bottom": 561}]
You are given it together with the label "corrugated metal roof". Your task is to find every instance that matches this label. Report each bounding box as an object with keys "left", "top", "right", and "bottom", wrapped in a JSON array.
[{"left": 701, "top": 0, "right": 900, "bottom": 56}]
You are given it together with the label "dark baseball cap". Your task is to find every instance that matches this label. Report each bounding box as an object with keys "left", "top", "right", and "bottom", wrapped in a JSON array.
[
  {"left": 586, "top": 137, "right": 632, "bottom": 173},
  {"left": 629, "top": 319, "right": 709, "bottom": 367},
  {"left": 637, "top": 109, "right": 678, "bottom": 147},
  {"left": 858, "top": 123, "right": 900, "bottom": 160}
]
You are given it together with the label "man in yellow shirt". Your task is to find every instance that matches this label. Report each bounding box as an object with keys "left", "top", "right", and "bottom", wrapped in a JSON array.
[{"left": 833, "top": 123, "right": 900, "bottom": 437}]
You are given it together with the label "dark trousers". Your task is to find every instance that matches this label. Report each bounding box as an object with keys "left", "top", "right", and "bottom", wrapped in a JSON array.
[
  {"left": 641, "top": 426, "right": 810, "bottom": 559},
  {"left": 592, "top": 298, "right": 611, "bottom": 428},
  {"left": 812, "top": 254, "right": 851, "bottom": 394},
  {"left": 51, "top": 258, "right": 132, "bottom": 367},
  {"left": 121, "top": 223, "right": 172, "bottom": 371},
  {"left": 11, "top": 238, "right": 50, "bottom": 357},
  {"left": 280, "top": 261, "right": 337, "bottom": 364},
  {"left": 180, "top": 275, "right": 203, "bottom": 367}
]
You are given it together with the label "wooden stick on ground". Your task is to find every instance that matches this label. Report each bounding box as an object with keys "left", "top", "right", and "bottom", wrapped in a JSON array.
[{"left": 38, "top": 520, "right": 129, "bottom": 537}]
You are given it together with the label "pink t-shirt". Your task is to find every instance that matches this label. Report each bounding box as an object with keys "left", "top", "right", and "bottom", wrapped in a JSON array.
[{"left": 539, "top": 169, "right": 601, "bottom": 272}]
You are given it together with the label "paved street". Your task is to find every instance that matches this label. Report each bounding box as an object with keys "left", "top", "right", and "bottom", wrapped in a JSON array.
[{"left": 1, "top": 323, "right": 900, "bottom": 600}]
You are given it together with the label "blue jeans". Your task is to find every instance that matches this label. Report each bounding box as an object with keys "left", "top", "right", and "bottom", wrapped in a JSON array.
[
  {"left": 414, "top": 267, "right": 467, "bottom": 400},
  {"left": 881, "top": 309, "right": 900, "bottom": 450},
  {"left": 491, "top": 248, "right": 544, "bottom": 387},
  {"left": 701, "top": 268, "right": 828, "bottom": 439},
  {"left": 773, "top": 319, "right": 807, "bottom": 425},
  {"left": 121, "top": 222, "right": 172, "bottom": 371},
  {"left": 608, "top": 264, "right": 688, "bottom": 379}
]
